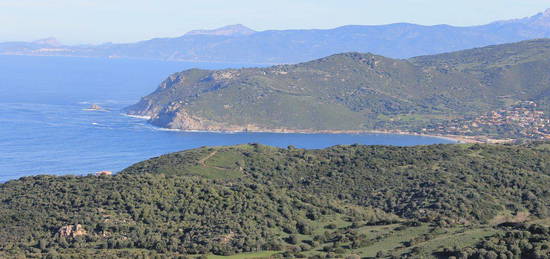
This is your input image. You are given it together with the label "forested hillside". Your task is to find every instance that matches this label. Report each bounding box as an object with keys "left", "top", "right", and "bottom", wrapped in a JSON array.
[
  {"left": 1, "top": 143, "right": 549, "bottom": 258},
  {"left": 126, "top": 39, "right": 550, "bottom": 140}
]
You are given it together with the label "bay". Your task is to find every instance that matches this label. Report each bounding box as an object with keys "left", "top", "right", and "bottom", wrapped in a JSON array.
[{"left": 0, "top": 55, "right": 454, "bottom": 182}]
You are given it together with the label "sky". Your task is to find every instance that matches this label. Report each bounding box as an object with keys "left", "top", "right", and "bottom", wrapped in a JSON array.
[{"left": 0, "top": 0, "right": 549, "bottom": 44}]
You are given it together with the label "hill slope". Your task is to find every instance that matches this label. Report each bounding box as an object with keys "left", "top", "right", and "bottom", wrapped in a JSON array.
[
  {"left": 126, "top": 39, "right": 550, "bottom": 139},
  {"left": 1, "top": 143, "right": 550, "bottom": 258},
  {"left": 2, "top": 9, "right": 550, "bottom": 63}
]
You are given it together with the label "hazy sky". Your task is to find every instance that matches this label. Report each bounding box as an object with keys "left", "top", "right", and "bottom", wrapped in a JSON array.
[{"left": 1, "top": 0, "right": 549, "bottom": 44}]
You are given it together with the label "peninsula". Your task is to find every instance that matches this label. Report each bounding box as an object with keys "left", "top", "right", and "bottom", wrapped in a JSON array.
[{"left": 126, "top": 39, "right": 550, "bottom": 142}]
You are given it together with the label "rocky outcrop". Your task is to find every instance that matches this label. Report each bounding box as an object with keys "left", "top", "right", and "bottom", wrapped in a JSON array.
[
  {"left": 124, "top": 71, "right": 210, "bottom": 119},
  {"left": 214, "top": 232, "right": 236, "bottom": 244},
  {"left": 149, "top": 104, "right": 206, "bottom": 130},
  {"left": 95, "top": 171, "right": 112, "bottom": 176},
  {"left": 88, "top": 104, "right": 103, "bottom": 111},
  {"left": 58, "top": 224, "right": 87, "bottom": 238},
  {"left": 125, "top": 98, "right": 162, "bottom": 119}
]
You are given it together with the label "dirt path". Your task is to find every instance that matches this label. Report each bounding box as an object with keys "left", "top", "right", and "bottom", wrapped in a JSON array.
[
  {"left": 198, "top": 150, "right": 244, "bottom": 174},
  {"left": 198, "top": 150, "right": 218, "bottom": 166}
]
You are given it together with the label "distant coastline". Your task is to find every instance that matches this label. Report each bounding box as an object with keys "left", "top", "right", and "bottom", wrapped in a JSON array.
[
  {"left": 123, "top": 113, "right": 478, "bottom": 143},
  {"left": 122, "top": 40, "right": 550, "bottom": 145}
]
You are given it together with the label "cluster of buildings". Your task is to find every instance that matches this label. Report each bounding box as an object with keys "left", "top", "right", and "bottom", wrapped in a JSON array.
[{"left": 423, "top": 101, "right": 550, "bottom": 140}]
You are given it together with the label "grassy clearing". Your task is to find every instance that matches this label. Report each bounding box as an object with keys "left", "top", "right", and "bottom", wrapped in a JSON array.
[
  {"left": 358, "top": 224, "right": 432, "bottom": 257},
  {"left": 183, "top": 165, "right": 242, "bottom": 179},
  {"left": 309, "top": 215, "right": 352, "bottom": 236},
  {"left": 205, "top": 150, "right": 244, "bottom": 169},
  {"left": 180, "top": 148, "right": 246, "bottom": 179},
  {"left": 357, "top": 224, "right": 401, "bottom": 239},
  {"left": 405, "top": 227, "right": 497, "bottom": 256},
  {"left": 529, "top": 217, "right": 550, "bottom": 226},
  {"left": 533, "top": 143, "right": 550, "bottom": 151},
  {"left": 207, "top": 251, "right": 280, "bottom": 259}
]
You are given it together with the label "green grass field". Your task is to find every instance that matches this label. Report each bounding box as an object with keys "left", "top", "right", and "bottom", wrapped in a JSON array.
[{"left": 208, "top": 251, "right": 280, "bottom": 259}]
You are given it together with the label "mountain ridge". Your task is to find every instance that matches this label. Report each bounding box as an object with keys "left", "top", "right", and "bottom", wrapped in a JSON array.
[
  {"left": 2, "top": 9, "right": 550, "bottom": 63},
  {"left": 185, "top": 24, "right": 256, "bottom": 36}
]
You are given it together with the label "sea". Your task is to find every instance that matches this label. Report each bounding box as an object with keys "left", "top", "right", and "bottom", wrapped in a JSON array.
[{"left": 0, "top": 55, "right": 455, "bottom": 182}]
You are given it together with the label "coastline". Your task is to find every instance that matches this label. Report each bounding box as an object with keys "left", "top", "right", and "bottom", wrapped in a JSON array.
[
  {"left": 123, "top": 114, "right": 152, "bottom": 120},
  {"left": 122, "top": 113, "right": 502, "bottom": 144}
]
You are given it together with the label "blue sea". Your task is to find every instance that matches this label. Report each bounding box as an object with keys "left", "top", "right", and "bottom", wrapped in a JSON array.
[{"left": 0, "top": 55, "right": 454, "bottom": 182}]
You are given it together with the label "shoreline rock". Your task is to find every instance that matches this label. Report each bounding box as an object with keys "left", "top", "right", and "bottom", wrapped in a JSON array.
[{"left": 130, "top": 113, "right": 477, "bottom": 143}]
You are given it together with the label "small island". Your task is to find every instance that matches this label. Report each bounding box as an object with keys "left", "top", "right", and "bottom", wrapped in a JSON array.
[{"left": 84, "top": 104, "right": 105, "bottom": 111}]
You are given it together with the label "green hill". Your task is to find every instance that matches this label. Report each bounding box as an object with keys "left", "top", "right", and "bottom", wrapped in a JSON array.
[
  {"left": 126, "top": 39, "right": 550, "bottom": 139},
  {"left": 1, "top": 143, "right": 550, "bottom": 258}
]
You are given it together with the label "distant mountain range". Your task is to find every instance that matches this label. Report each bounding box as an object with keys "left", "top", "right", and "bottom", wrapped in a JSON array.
[
  {"left": 125, "top": 39, "right": 550, "bottom": 140},
  {"left": 2, "top": 9, "right": 550, "bottom": 63}
]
